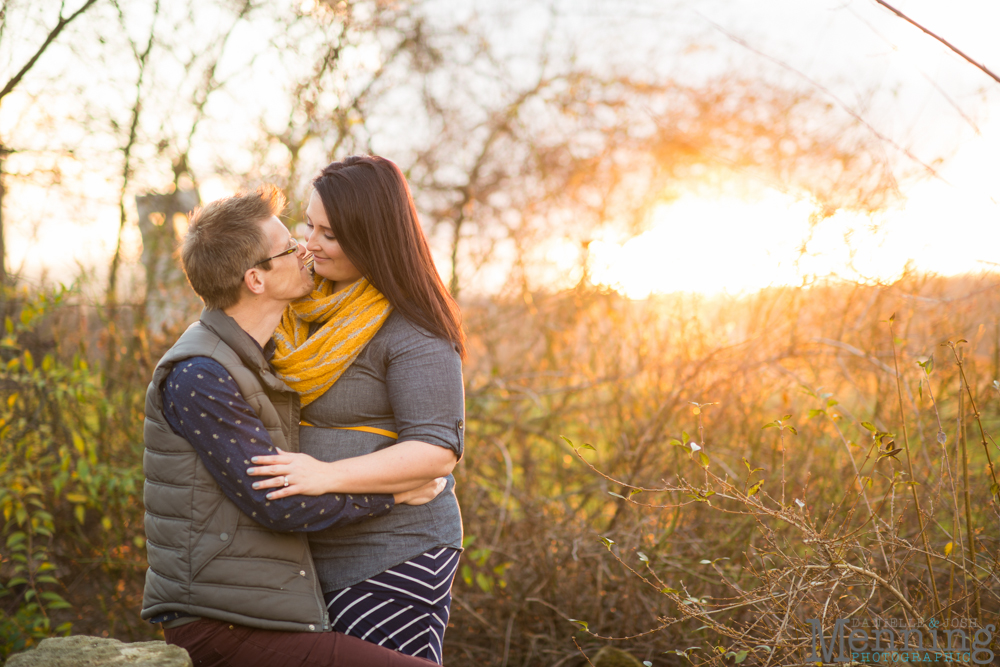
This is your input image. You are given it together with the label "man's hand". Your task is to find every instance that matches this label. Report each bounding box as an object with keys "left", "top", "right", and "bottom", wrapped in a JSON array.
[{"left": 394, "top": 478, "right": 447, "bottom": 506}]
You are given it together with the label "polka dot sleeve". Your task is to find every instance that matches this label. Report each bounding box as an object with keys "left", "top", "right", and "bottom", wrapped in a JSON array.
[{"left": 160, "top": 357, "right": 393, "bottom": 532}]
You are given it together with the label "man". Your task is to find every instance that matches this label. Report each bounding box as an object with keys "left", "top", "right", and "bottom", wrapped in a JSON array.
[{"left": 140, "top": 185, "right": 437, "bottom": 666}]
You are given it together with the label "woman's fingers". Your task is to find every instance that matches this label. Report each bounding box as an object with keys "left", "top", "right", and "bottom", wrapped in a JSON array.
[
  {"left": 249, "top": 454, "right": 291, "bottom": 466},
  {"left": 246, "top": 464, "right": 287, "bottom": 477},
  {"left": 250, "top": 475, "right": 286, "bottom": 490},
  {"left": 264, "top": 484, "right": 297, "bottom": 501}
]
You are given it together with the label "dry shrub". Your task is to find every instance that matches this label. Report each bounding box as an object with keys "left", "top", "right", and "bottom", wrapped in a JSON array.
[
  {"left": 450, "top": 272, "right": 1000, "bottom": 666},
  {"left": 3, "top": 273, "right": 999, "bottom": 666}
]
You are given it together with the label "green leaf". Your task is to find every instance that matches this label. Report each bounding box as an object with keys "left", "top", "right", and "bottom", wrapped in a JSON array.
[
  {"left": 568, "top": 618, "right": 589, "bottom": 630},
  {"left": 808, "top": 409, "right": 825, "bottom": 418},
  {"left": 608, "top": 492, "right": 626, "bottom": 500},
  {"left": 6, "top": 532, "right": 26, "bottom": 548},
  {"left": 6, "top": 577, "right": 27, "bottom": 587},
  {"left": 669, "top": 438, "right": 683, "bottom": 447},
  {"left": 628, "top": 488, "right": 643, "bottom": 497},
  {"left": 826, "top": 398, "right": 838, "bottom": 407},
  {"left": 761, "top": 422, "right": 776, "bottom": 430},
  {"left": 747, "top": 480, "right": 764, "bottom": 496},
  {"left": 579, "top": 443, "right": 596, "bottom": 452},
  {"left": 559, "top": 435, "right": 574, "bottom": 447},
  {"left": 74, "top": 505, "right": 85, "bottom": 524},
  {"left": 698, "top": 451, "right": 710, "bottom": 468},
  {"left": 735, "top": 650, "right": 748, "bottom": 663},
  {"left": 782, "top": 414, "right": 792, "bottom": 421},
  {"left": 786, "top": 426, "right": 797, "bottom": 435},
  {"left": 861, "top": 421, "right": 877, "bottom": 432},
  {"left": 599, "top": 536, "right": 615, "bottom": 550},
  {"left": 661, "top": 587, "right": 680, "bottom": 594}
]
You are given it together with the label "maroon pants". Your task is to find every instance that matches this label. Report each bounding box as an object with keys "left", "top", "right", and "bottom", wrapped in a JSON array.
[{"left": 164, "top": 618, "right": 438, "bottom": 667}]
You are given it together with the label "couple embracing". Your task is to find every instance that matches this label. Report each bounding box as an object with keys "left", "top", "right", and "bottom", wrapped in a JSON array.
[{"left": 140, "top": 156, "right": 465, "bottom": 666}]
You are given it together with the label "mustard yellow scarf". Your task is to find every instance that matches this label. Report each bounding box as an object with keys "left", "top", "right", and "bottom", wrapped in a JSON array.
[{"left": 272, "top": 276, "right": 392, "bottom": 406}]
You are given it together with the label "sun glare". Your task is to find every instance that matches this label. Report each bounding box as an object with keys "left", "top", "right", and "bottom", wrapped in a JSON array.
[{"left": 587, "top": 184, "right": 999, "bottom": 299}]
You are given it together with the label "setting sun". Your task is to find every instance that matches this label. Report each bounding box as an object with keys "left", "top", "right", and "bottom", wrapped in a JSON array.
[{"left": 586, "top": 174, "right": 1000, "bottom": 299}]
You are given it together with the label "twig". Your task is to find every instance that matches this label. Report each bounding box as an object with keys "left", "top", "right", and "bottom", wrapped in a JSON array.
[
  {"left": 888, "top": 317, "right": 942, "bottom": 617},
  {"left": 874, "top": 0, "right": 1000, "bottom": 86},
  {"left": 572, "top": 637, "right": 595, "bottom": 667}
]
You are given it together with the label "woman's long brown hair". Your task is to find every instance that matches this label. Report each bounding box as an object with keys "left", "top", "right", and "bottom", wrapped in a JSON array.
[{"left": 312, "top": 155, "right": 466, "bottom": 357}]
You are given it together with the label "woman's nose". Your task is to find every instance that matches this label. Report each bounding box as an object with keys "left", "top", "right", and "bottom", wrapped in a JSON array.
[{"left": 305, "top": 227, "right": 320, "bottom": 252}]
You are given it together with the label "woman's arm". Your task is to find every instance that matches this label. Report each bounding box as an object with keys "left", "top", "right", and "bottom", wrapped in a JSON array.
[
  {"left": 246, "top": 441, "right": 457, "bottom": 499},
  {"left": 252, "top": 319, "right": 465, "bottom": 500}
]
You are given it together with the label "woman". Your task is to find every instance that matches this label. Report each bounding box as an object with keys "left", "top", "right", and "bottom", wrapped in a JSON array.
[{"left": 246, "top": 155, "right": 466, "bottom": 665}]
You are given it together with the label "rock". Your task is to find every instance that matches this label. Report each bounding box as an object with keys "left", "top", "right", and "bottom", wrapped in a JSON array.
[
  {"left": 6, "top": 636, "right": 192, "bottom": 667},
  {"left": 593, "top": 646, "right": 645, "bottom": 667}
]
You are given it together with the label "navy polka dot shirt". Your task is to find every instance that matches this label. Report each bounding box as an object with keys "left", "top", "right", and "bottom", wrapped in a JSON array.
[{"left": 161, "top": 357, "right": 394, "bottom": 533}]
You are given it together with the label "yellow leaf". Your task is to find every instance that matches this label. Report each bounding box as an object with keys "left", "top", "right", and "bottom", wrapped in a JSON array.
[
  {"left": 66, "top": 493, "right": 88, "bottom": 504},
  {"left": 74, "top": 505, "right": 85, "bottom": 524},
  {"left": 72, "top": 433, "right": 86, "bottom": 454},
  {"left": 101, "top": 517, "right": 112, "bottom": 531},
  {"left": 944, "top": 542, "right": 953, "bottom": 557},
  {"left": 23, "top": 350, "right": 34, "bottom": 372},
  {"left": 7, "top": 392, "right": 18, "bottom": 409}
]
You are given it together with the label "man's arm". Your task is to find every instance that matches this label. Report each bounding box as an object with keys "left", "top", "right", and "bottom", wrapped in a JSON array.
[{"left": 161, "top": 357, "right": 394, "bottom": 532}]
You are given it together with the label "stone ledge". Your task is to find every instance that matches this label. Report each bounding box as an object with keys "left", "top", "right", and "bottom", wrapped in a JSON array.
[{"left": 6, "top": 636, "right": 191, "bottom": 667}]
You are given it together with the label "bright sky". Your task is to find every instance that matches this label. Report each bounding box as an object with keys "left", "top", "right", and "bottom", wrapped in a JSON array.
[
  {"left": 546, "top": 0, "right": 1000, "bottom": 297},
  {"left": 5, "top": 0, "right": 1000, "bottom": 296}
]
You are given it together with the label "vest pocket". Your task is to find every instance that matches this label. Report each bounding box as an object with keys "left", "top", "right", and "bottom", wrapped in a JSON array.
[{"left": 190, "top": 499, "right": 239, "bottom": 580}]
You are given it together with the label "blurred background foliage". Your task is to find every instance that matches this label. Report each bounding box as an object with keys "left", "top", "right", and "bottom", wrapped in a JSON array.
[
  {"left": 1, "top": 0, "right": 999, "bottom": 665},
  {"left": 3, "top": 273, "right": 999, "bottom": 664}
]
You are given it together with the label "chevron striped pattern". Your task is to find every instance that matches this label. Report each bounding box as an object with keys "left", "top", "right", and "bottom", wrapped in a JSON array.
[{"left": 324, "top": 548, "right": 461, "bottom": 664}]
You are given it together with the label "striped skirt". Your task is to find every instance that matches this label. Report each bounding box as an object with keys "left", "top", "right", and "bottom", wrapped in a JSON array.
[{"left": 324, "top": 547, "right": 460, "bottom": 664}]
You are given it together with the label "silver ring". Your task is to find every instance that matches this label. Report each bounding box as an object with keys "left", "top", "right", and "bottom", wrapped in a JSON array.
[{"left": 283, "top": 476, "right": 289, "bottom": 488}]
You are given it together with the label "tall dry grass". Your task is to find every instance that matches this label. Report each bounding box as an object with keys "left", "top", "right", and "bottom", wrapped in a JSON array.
[
  {"left": 452, "top": 272, "right": 1000, "bottom": 666},
  {"left": 2, "top": 272, "right": 999, "bottom": 665}
]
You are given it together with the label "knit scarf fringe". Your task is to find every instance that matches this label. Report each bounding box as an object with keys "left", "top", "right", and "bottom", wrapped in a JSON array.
[{"left": 271, "top": 277, "right": 392, "bottom": 407}]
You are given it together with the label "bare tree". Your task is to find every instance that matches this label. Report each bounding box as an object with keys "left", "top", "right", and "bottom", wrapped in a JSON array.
[{"left": 0, "top": 0, "right": 101, "bottom": 286}]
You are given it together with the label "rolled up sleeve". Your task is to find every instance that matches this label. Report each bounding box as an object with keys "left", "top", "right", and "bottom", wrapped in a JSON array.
[{"left": 385, "top": 328, "right": 465, "bottom": 459}]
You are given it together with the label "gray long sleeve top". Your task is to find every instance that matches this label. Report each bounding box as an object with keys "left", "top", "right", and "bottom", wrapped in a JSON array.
[{"left": 299, "top": 311, "right": 465, "bottom": 592}]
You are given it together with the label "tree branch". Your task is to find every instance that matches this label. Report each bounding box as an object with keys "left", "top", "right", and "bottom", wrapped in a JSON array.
[
  {"left": 874, "top": 0, "right": 1000, "bottom": 86},
  {"left": 0, "top": 0, "right": 102, "bottom": 101}
]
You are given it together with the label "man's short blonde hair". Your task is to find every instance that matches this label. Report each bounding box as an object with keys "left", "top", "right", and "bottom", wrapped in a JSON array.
[{"left": 181, "top": 185, "right": 286, "bottom": 310}]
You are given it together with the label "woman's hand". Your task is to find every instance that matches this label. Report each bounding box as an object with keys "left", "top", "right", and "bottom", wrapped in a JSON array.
[
  {"left": 247, "top": 449, "right": 335, "bottom": 499},
  {"left": 395, "top": 478, "right": 447, "bottom": 506}
]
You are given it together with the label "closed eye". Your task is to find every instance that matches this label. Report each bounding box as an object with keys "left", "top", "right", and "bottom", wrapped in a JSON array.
[{"left": 304, "top": 221, "right": 336, "bottom": 241}]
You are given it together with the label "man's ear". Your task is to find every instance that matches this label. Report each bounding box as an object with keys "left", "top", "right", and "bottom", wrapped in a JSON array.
[{"left": 243, "top": 267, "right": 267, "bottom": 296}]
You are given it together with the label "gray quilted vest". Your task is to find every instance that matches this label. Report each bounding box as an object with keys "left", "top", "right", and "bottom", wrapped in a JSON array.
[{"left": 140, "top": 308, "right": 329, "bottom": 632}]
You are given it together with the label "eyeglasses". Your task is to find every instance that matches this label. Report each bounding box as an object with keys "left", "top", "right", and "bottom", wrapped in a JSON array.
[{"left": 252, "top": 237, "right": 299, "bottom": 267}]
